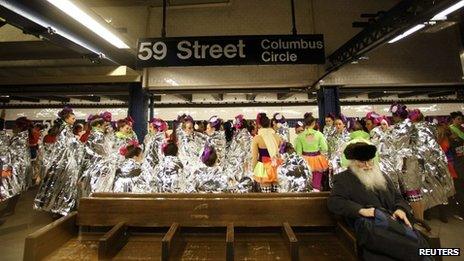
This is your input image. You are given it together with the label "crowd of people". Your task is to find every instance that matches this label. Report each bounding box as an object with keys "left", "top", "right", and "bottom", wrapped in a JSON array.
[{"left": 0, "top": 104, "right": 462, "bottom": 225}]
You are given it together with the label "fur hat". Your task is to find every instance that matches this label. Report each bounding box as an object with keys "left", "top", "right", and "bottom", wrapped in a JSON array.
[{"left": 344, "top": 142, "right": 377, "bottom": 161}]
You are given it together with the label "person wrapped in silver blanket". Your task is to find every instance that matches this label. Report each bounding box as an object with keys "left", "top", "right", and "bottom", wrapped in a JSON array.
[
  {"left": 409, "top": 109, "right": 455, "bottom": 210},
  {"left": 224, "top": 114, "right": 254, "bottom": 193},
  {"left": 176, "top": 114, "right": 207, "bottom": 175},
  {"left": 327, "top": 116, "right": 350, "bottom": 182},
  {"left": 1, "top": 117, "right": 32, "bottom": 203},
  {"left": 34, "top": 107, "right": 82, "bottom": 216},
  {"left": 143, "top": 118, "right": 168, "bottom": 174},
  {"left": 79, "top": 114, "right": 116, "bottom": 197},
  {"left": 112, "top": 143, "right": 146, "bottom": 193},
  {"left": 150, "top": 141, "right": 191, "bottom": 193},
  {"left": 369, "top": 115, "right": 401, "bottom": 192},
  {"left": 277, "top": 142, "right": 312, "bottom": 192},
  {"left": 204, "top": 116, "right": 226, "bottom": 167},
  {"left": 272, "top": 113, "right": 290, "bottom": 142},
  {"left": 193, "top": 144, "right": 228, "bottom": 193}
]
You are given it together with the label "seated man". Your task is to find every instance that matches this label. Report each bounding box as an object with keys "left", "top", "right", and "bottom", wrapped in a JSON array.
[{"left": 328, "top": 141, "right": 429, "bottom": 261}]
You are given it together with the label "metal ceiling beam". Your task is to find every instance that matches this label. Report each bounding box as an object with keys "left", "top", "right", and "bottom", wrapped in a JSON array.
[
  {"left": 307, "top": 92, "right": 317, "bottom": 99},
  {"left": 338, "top": 92, "right": 363, "bottom": 99},
  {"left": 149, "top": 87, "right": 308, "bottom": 95},
  {"left": 367, "top": 91, "right": 389, "bottom": 99},
  {"left": 211, "top": 94, "right": 223, "bottom": 101},
  {"left": 397, "top": 91, "right": 430, "bottom": 98},
  {"left": 341, "top": 98, "right": 464, "bottom": 105},
  {"left": 10, "top": 96, "right": 40, "bottom": 102},
  {"left": 327, "top": 0, "right": 458, "bottom": 71},
  {"left": 427, "top": 91, "right": 456, "bottom": 97},
  {"left": 104, "top": 95, "right": 129, "bottom": 102},
  {"left": 0, "top": 103, "right": 127, "bottom": 109},
  {"left": 72, "top": 95, "right": 101, "bottom": 102},
  {"left": 312, "top": 0, "right": 461, "bottom": 89},
  {"left": 0, "top": 41, "right": 84, "bottom": 61},
  {"left": 277, "top": 93, "right": 294, "bottom": 100},
  {"left": 151, "top": 100, "right": 315, "bottom": 108},
  {"left": 0, "top": 84, "right": 130, "bottom": 96},
  {"left": 245, "top": 94, "right": 257, "bottom": 101},
  {"left": 39, "top": 96, "right": 70, "bottom": 103},
  {"left": 174, "top": 94, "right": 193, "bottom": 102},
  {"left": 458, "top": 89, "right": 464, "bottom": 99},
  {"left": 153, "top": 95, "right": 161, "bottom": 102}
]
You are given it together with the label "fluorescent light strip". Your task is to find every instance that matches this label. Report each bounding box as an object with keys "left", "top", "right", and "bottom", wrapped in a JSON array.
[
  {"left": 0, "top": 1, "right": 103, "bottom": 55},
  {"left": 47, "top": 0, "right": 129, "bottom": 49},
  {"left": 388, "top": 24, "right": 425, "bottom": 44},
  {"left": 431, "top": 0, "right": 464, "bottom": 21}
]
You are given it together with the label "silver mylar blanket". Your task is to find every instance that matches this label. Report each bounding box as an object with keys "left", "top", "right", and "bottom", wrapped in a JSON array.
[{"left": 34, "top": 125, "right": 83, "bottom": 215}]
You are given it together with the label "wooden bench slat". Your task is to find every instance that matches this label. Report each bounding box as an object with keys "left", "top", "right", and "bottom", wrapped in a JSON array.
[
  {"left": 335, "top": 221, "right": 358, "bottom": 257},
  {"left": 23, "top": 212, "right": 78, "bottom": 261},
  {"left": 78, "top": 196, "right": 334, "bottom": 227},
  {"left": 161, "top": 223, "right": 182, "bottom": 261},
  {"left": 91, "top": 192, "right": 331, "bottom": 199},
  {"left": 226, "top": 223, "right": 234, "bottom": 261},
  {"left": 98, "top": 222, "right": 129, "bottom": 260},
  {"left": 282, "top": 222, "right": 299, "bottom": 261}
]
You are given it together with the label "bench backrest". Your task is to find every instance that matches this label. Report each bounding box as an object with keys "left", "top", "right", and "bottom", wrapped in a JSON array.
[{"left": 77, "top": 193, "right": 335, "bottom": 227}]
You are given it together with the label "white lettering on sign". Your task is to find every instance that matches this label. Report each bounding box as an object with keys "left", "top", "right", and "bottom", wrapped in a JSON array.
[
  {"left": 261, "top": 51, "right": 297, "bottom": 62},
  {"left": 261, "top": 38, "right": 324, "bottom": 50},
  {"left": 177, "top": 40, "right": 192, "bottom": 60},
  {"left": 177, "top": 40, "right": 246, "bottom": 60}
]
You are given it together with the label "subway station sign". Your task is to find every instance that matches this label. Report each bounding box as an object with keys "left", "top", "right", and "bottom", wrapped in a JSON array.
[{"left": 136, "top": 34, "right": 325, "bottom": 67}]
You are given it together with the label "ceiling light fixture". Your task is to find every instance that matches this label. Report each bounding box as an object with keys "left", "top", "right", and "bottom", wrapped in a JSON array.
[
  {"left": 0, "top": 1, "right": 104, "bottom": 55},
  {"left": 47, "top": 0, "right": 130, "bottom": 49},
  {"left": 388, "top": 24, "right": 425, "bottom": 43},
  {"left": 431, "top": 0, "right": 464, "bottom": 21}
]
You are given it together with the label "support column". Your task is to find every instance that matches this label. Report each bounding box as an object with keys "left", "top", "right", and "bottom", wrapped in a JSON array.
[
  {"left": 149, "top": 95, "right": 154, "bottom": 120},
  {"left": 317, "top": 86, "right": 341, "bottom": 128},
  {"left": 128, "top": 83, "right": 148, "bottom": 142}
]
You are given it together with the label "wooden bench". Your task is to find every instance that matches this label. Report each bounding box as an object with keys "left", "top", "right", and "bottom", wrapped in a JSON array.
[{"left": 23, "top": 193, "right": 439, "bottom": 260}]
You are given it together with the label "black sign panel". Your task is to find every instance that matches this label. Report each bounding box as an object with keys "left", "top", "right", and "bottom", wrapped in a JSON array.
[{"left": 136, "top": 34, "right": 325, "bottom": 67}]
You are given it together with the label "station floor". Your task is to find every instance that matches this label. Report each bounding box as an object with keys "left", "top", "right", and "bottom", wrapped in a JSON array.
[{"left": 1, "top": 188, "right": 464, "bottom": 261}]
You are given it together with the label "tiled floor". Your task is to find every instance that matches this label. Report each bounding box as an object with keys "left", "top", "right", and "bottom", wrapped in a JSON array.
[
  {"left": 1, "top": 190, "right": 463, "bottom": 261},
  {"left": 0, "top": 188, "right": 53, "bottom": 261}
]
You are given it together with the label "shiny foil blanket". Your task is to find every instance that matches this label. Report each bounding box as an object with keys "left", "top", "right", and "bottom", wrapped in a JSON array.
[
  {"left": 112, "top": 158, "right": 146, "bottom": 193},
  {"left": 34, "top": 125, "right": 83, "bottom": 215},
  {"left": 370, "top": 126, "right": 402, "bottom": 192},
  {"left": 143, "top": 131, "right": 166, "bottom": 173},
  {"left": 276, "top": 123, "right": 290, "bottom": 142},
  {"left": 414, "top": 122, "right": 455, "bottom": 209},
  {"left": 79, "top": 130, "right": 117, "bottom": 196},
  {"left": 192, "top": 165, "right": 229, "bottom": 193},
  {"left": 204, "top": 131, "right": 226, "bottom": 166},
  {"left": 327, "top": 130, "right": 350, "bottom": 176},
  {"left": 323, "top": 125, "right": 335, "bottom": 139},
  {"left": 177, "top": 130, "right": 207, "bottom": 174},
  {"left": 390, "top": 119, "right": 424, "bottom": 198},
  {"left": 224, "top": 129, "right": 253, "bottom": 191},
  {"left": 0, "top": 131, "right": 31, "bottom": 201},
  {"left": 148, "top": 155, "right": 189, "bottom": 193},
  {"left": 277, "top": 153, "right": 312, "bottom": 192}
]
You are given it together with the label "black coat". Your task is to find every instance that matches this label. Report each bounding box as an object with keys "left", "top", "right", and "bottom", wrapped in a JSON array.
[{"left": 327, "top": 169, "right": 411, "bottom": 221}]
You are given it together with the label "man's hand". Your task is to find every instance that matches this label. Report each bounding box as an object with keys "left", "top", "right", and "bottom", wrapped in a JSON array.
[
  {"left": 393, "top": 209, "right": 412, "bottom": 228},
  {"left": 358, "top": 208, "right": 375, "bottom": 217}
]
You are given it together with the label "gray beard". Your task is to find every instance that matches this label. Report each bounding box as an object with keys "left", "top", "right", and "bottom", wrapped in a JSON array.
[{"left": 350, "top": 163, "right": 387, "bottom": 191}]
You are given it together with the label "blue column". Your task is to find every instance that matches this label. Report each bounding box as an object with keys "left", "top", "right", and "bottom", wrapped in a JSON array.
[
  {"left": 128, "top": 83, "right": 148, "bottom": 142},
  {"left": 317, "top": 86, "right": 341, "bottom": 127}
]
